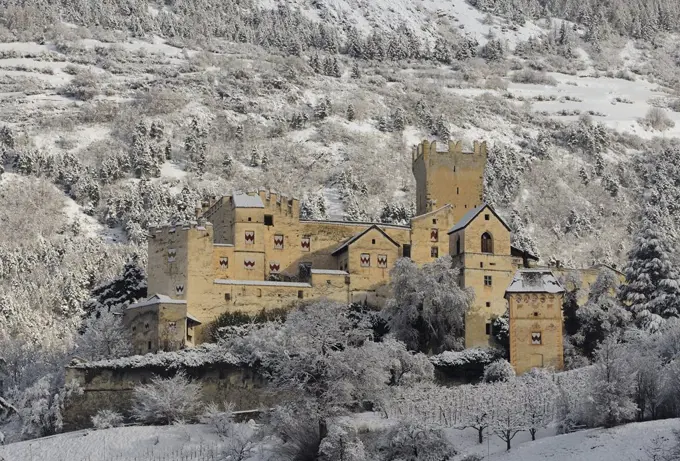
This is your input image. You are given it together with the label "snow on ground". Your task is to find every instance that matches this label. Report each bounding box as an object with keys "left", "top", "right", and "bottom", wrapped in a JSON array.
[
  {"left": 322, "top": 185, "right": 345, "bottom": 220},
  {"left": 33, "top": 124, "right": 111, "bottom": 152},
  {"left": 0, "top": 424, "right": 227, "bottom": 461},
  {"left": 79, "top": 36, "right": 196, "bottom": 58},
  {"left": 62, "top": 194, "right": 127, "bottom": 243},
  {"left": 160, "top": 161, "right": 188, "bottom": 180},
  {"left": 262, "top": 0, "right": 544, "bottom": 47}
]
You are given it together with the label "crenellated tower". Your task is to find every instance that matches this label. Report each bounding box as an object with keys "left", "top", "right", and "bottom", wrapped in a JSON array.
[{"left": 412, "top": 140, "right": 487, "bottom": 222}]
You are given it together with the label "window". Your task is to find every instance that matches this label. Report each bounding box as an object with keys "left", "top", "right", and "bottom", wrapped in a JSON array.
[
  {"left": 484, "top": 213, "right": 490, "bottom": 221},
  {"left": 225, "top": 293, "right": 231, "bottom": 301},
  {"left": 480, "top": 262, "right": 484, "bottom": 268},
  {"left": 481, "top": 232, "right": 493, "bottom": 253},
  {"left": 432, "top": 218, "right": 437, "bottom": 225},
  {"left": 456, "top": 237, "right": 461, "bottom": 255},
  {"left": 360, "top": 253, "right": 371, "bottom": 267},
  {"left": 456, "top": 187, "right": 459, "bottom": 195},
  {"left": 247, "top": 217, "right": 251, "bottom": 222},
  {"left": 148, "top": 341, "right": 152, "bottom": 350},
  {"left": 531, "top": 332, "right": 542, "bottom": 345},
  {"left": 485, "top": 323, "right": 491, "bottom": 335},
  {"left": 264, "top": 214, "right": 274, "bottom": 226},
  {"left": 372, "top": 239, "right": 376, "bottom": 244},
  {"left": 484, "top": 275, "right": 492, "bottom": 286},
  {"left": 431, "top": 246, "right": 439, "bottom": 258},
  {"left": 327, "top": 279, "right": 332, "bottom": 285},
  {"left": 403, "top": 244, "right": 411, "bottom": 258},
  {"left": 298, "top": 290, "right": 304, "bottom": 299},
  {"left": 486, "top": 302, "right": 491, "bottom": 307}
]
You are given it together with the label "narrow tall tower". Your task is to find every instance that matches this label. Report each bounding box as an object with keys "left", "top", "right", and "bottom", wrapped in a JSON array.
[{"left": 412, "top": 140, "right": 487, "bottom": 222}]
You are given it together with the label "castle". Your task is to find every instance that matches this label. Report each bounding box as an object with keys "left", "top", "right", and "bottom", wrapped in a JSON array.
[{"left": 126, "top": 139, "right": 566, "bottom": 374}]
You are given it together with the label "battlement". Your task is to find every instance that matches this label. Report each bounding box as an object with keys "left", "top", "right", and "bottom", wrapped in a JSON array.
[
  {"left": 412, "top": 139, "right": 488, "bottom": 164},
  {"left": 148, "top": 221, "right": 213, "bottom": 239},
  {"left": 257, "top": 189, "right": 300, "bottom": 218}
]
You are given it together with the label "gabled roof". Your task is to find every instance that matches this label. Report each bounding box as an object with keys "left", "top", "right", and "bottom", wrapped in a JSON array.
[
  {"left": 447, "top": 203, "right": 511, "bottom": 234},
  {"left": 511, "top": 245, "right": 540, "bottom": 261},
  {"left": 505, "top": 269, "right": 565, "bottom": 295},
  {"left": 127, "top": 294, "right": 187, "bottom": 310},
  {"left": 331, "top": 225, "right": 400, "bottom": 256},
  {"left": 232, "top": 191, "right": 264, "bottom": 208}
]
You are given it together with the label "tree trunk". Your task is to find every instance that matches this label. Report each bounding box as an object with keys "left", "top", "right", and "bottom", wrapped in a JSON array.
[
  {"left": 530, "top": 428, "right": 536, "bottom": 441},
  {"left": 319, "top": 418, "right": 328, "bottom": 440},
  {"left": 478, "top": 427, "right": 484, "bottom": 444},
  {"left": 506, "top": 432, "right": 511, "bottom": 451}
]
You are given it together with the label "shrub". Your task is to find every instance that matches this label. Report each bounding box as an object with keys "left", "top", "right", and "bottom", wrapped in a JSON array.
[
  {"left": 510, "top": 69, "right": 558, "bottom": 85},
  {"left": 669, "top": 99, "right": 680, "bottom": 113},
  {"left": 131, "top": 372, "right": 203, "bottom": 425},
  {"left": 268, "top": 405, "right": 322, "bottom": 461},
  {"left": 483, "top": 359, "right": 516, "bottom": 382},
  {"left": 91, "top": 409, "right": 124, "bottom": 429},
  {"left": 58, "top": 70, "right": 103, "bottom": 100},
  {"left": 200, "top": 401, "right": 235, "bottom": 436},
  {"left": 318, "top": 424, "right": 367, "bottom": 461},
  {"left": 641, "top": 107, "right": 675, "bottom": 131},
  {"left": 377, "top": 420, "right": 454, "bottom": 461}
]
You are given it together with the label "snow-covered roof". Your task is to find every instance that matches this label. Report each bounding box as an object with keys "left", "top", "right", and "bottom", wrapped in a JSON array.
[
  {"left": 232, "top": 192, "right": 264, "bottom": 208},
  {"left": 300, "top": 219, "right": 409, "bottom": 230},
  {"left": 448, "top": 203, "right": 511, "bottom": 234},
  {"left": 214, "top": 279, "right": 312, "bottom": 288},
  {"left": 68, "top": 343, "right": 243, "bottom": 370},
  {"left": 505, "top": 269, "right": 565, "bottom": 294},
  {"left": 331, "top": 225, "right": 400, "bottom": 256},
  {"left": 127, "top": 294, "right": 187, "bottom": 310},
  {"left": 311, "top": 269, "right": 349, "bottom": 275}
]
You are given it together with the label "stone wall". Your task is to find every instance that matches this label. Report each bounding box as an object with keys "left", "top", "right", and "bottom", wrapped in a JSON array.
[{"left": 63, "top": 363, "right": 283, "bottom": 432}]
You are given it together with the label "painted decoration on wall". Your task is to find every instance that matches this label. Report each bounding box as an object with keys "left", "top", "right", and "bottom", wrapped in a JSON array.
[
  {"left": 430, "top": 228, "right": 439, "bottom": 242},
  {"left": 245, "top": 231, "right": 255, "bottom": 245},
  {"left": 360, "top": 253, "right": 371, "bottom": 267},
  {"left": 274, "top": 235, "right": 284, "bottom": 249},
  {"left": 269, "top": 261, "right": 280, "bottom": 273},
  {"left": 244, "top": 258, "right": 256, "bottom": 270},
  {"left": 175, "top": 284, "right": 184, "bottom": 295},
  {"left": 531, "top": 332, "right": 542, "bottom": 345},
  {"left": 168, "top": 248, "right": 176, "bottom": 262},
  {"left": 377, "top": 254, "right": 388, "bottom": 268},
  {"left": 219, "top": 256, "right": 228, "bottom": 268},
  {"left": 301, "top": 236, "right": 311, "bottom": 252}
]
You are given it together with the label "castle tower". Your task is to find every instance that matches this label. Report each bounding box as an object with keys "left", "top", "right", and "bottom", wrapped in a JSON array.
[
  {"left": 412, "top": 140, "right": 487, "bottom": 222},
  {"left": 505, "top": 270, "right": 565, "bottom": 375}
]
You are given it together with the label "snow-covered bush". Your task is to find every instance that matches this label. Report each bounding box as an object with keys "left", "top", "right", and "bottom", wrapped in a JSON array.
[
  {"left": 91, "top": 409, "right": 124, "bottom": 429},
  {"left": 483, "top": 359, "right": 515, "bottom": 383},
  {"left": 376, "top": 420, "right": 454, "bottom": 461},
  {"left": 641, "top": 107, "right": 675, "bottom": 131},
  {"left": 200, "top": 401, "right": 235, "bottom": 437},
  {"left": 510, "top": 69, "right": 557, "bottom": 85},
  {"left": 318, "top": 423, "right": 367, "bottom": 461},
  {"left": 268, "top": 403, "right": 322, "bottom": 461},
  {"left": 131, "top": 372, "right": 203, "bottom": 425}
]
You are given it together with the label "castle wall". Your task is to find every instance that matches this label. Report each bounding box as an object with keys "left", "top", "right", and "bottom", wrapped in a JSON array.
[
  {"left": 410, "top": 206, "right": 455, "bottom": 264},
  {"left": 508, "top": 292, "right": 564, "bottom": 374},
  {"left": 62, "top": 364, "right": 282, "bottom": 431}
]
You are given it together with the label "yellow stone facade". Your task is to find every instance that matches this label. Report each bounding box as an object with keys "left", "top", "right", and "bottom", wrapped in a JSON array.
[
  {"left": 505, "top": 270, "right": 565, "bottom": 375},
  {"left": 129, "top": 138, "right": 565, "bottom": 373}
]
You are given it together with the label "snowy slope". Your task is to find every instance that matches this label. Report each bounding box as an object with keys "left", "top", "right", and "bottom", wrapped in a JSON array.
[{"left": 262, "top": 0, "right": 545, "bottom": 46}]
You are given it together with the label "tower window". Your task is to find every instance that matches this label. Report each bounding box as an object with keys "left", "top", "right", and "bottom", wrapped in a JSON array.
[
  {"left": 225, "top": 293, "right": 231, "bottom": 301},
  {"left": 148, "top": 341, "right": 152, "bottom": 350},
  {"left": 486, "top": 302, "right": 491, "bottom": 307},
  {"left": 485, "top": 214, "right": 490, "bottom": 221},
  {"left": 481, "top": 232, "right": 493, "bottom": 254},
  {"left": 480, "top": 262, "right": 484, "bottom": 268},
  {"left": 372, "top": 239, "right": 376, "bottom": 244},
  {"left": 298, "top": 290, "right": 304, "bottom": 299},
  {"left": 247, "top": 217, "right": 251, "bottom": 222},
  {"left": 432, "top": 219, "right": 437, "bottom": 225},
  {"left": 264, "top": 214, "right": 274, "bottom": 226},
  {"left": 456, "top": 187, "right": 459, "bottom": 195},
  {"left": 431, "top": 246, "right": 439, "bottom": 258},
  {"left": 403, "top": 244, "right": 411, "bottom": 258},
  {"left": 484, "top": 275, "right": 492, "bottom": 286},
  {"left": 485, "top": 323, "right": 491, "bottom": 335},
  {"left": 456, "top": 236, "right": 461, "bottom": 255}
]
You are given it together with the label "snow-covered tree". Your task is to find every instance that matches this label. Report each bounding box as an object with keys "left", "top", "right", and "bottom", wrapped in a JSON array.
[
  {"left": 75, "top": 311, "right": 132, "bottom": 361},
  {"left": 350, "top": 62, "right": 361, "bottom": 79},
  {"left": 249, "top": 147, "right": 261, "bottom": 167},
  {"left": 520, "top": 369, "right": 557, "bottom": 440},
  {"left": 184, "top": 118, "right": 208, "bottom": 175},
  {"left": 591, "top": 336, "right": 637, "bottom": 427},
  {"left": 459, "top": 383, "right": 495, "bottom": 444},
  {"left": 377, "top": 420, "right": 454, "bottom": 460},
  {"left": 619, "top": 215, "right": 680, "bottom": 325},
  {"left": 483, "top": 359, "right": 516, "bottom": 383},
  {"left": 385, "top": 256, "right": 473, "bottom": 353},
  {"left": 131, "top": 371, "right": 203, "bottom": 425},
  {"left": 491, "top": 380, "right": 526, "bottom": 451},
  {"left": 346, "top": 103, "right": 355, "bottom": 121}
]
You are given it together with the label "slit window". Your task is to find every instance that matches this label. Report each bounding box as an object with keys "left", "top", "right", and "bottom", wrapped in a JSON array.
[
  {"left": 431, "top": 246, "right": 439, "bottom": 258},
  {"left": 298, "top": 290, "right": 304, "bottom": 299},
  {"left": 264, "top": 214, "right": 274, "bottom": 226},
  {"left": 485, "top": 323, "right": 491, "bottom": 335}
]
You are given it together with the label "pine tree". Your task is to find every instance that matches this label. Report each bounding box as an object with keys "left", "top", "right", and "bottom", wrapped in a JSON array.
[
  {"left": 331, "top": 56, "right": 341, "bottom": 77},
  {"left": 184, "top": 118, "right": 207, "bottom": 174},
  {"left": 392, "top": 107, "right": 406, "bottom": 131},
  {"left": 345, "top": 27, "right": 363, "bottom": 57},
  {"left": 164, "top": 140, "right": 172, "bottom": 160},
  {"left": 351, "top": 62, "right": 361, "bottom": 79},
  {"left": 249, "top": 147, "right": 260, "bottom": 167},
  {"left": 378, "top": 115, "right": 389, "bottom": 132},
  {"left": 261, "top": 151, "right": 269, "bottom": 171},
  {"left": 619, "top": 212, "right": 680, "bottom": 322},
  {"left": 149, "top": 121, "right": 164, "bottom": 140},
  {"left": 346, "top": 103, "right": 355, "bottom": 121},
  {"left": 222, "top": 154, "right": 233, "bottom": 177},
  {"left": 579, "top": 166, "right": 590, "bottom": 185},
  {"left": 311, "top": 54, "right": 321, "bottom": 73},
  {"left": 433, "top": 37, "right": 452, "bottom": 64}
]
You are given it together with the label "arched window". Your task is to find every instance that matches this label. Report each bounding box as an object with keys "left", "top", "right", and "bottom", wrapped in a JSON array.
[
  {"left": 456, "top": 236, "right": 461, "bottom": 255},
  {"left": 481, "top": 232, "right": 493, "bottom": 254}
]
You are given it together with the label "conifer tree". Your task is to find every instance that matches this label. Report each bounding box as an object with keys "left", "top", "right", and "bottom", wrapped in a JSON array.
[
  {"left": 184, "top": 118, "right": 207, "bottom": 175},
  {"left": 351, "top": 62, "right": 361, "bottom": 79},
  {"left": 261, "top": 151, "right": 269, "bottom": 171},
  {"left": 164, "top": 140, "right": 172, "bottom": 160},
  {"left": 392, "top": 107, "right": 406, "bottom": 131},
  {"left": 222, "top": 153, "right": 233, "bottom": 177},
  {"left": 346, "top": 103, "right": 355, "bottom": 121},
  {"left": 619, "top": 213, "right": 680, "bottom": 323},
  {"left": 249, "top": 147, "right": 260, "bottom": 167}
]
